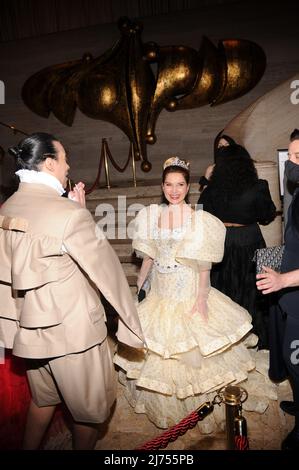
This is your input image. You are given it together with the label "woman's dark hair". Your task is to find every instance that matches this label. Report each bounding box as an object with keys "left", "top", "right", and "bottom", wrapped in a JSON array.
[
  {"left": 161, "top": 165, "right": 190, "bottom": 204},
  {"left": 213, "top": 131, "right": 236, "bottom": 163},
  {"left": 8, "top": 132, "right": 59, "bottom": 170},
  {"left": 215, "top": 143, "right": 251, "bottom": 164},
  {"left": 209, "top": 144, "right": 258, "bottom": 205}
]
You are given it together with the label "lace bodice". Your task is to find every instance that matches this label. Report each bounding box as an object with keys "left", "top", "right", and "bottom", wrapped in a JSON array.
[
  {"left": 132, "top": 204, "right": 226, "bottom": 301},
  {"left": 149, "top": 216, "right": 195, "bottom": 301},
  {"left": 133, "top": 205, "right": 225, "bottom": 265},
  {"left": 153, "top": 216, "right": 190, "bottom": 274}
]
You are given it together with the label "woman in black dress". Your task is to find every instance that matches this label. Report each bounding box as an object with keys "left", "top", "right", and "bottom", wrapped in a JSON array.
[
  {"left": 198, "top": 133, "right": 236, "bottom": 192},
  {"left": 198, "top": 144, "right": 276, "bottom": 349}
]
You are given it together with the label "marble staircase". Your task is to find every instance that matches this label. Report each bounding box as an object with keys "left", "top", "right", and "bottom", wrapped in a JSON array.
[{"left": 86, "top": 181, "right": 201, "bottom": 291}]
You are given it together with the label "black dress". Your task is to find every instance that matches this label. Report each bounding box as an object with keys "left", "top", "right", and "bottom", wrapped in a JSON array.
[{"left": 198, "top": 179, "right": 276, "bottom": 349}]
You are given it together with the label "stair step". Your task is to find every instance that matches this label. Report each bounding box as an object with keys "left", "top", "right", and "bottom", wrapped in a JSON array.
[
  {"left": 95, "top": 221, "right": 135, "bottom": 241},
  {"left": 123, "top": 263, "right": 139, "bottom": 276},
  {"left": 86, "top": 182, "right": 199, "bottom": 200},
  {"left": 112, "top": 244, "right": 134, "bottom": 254},
  {"left": 112, "top": 244, "right": 136, "bottom": 263},
  {"left": 108, "top": 237, "right": 132, "bottom": 245},
  {"left": 86, "top": 183, "right": 200, "bottom": 212},
  {"left": 130, "top": 285, "right": 137, "bottom": 296},
  {"left": 88, "top": 182, "right": 200, "bottom": 289},
  {"left": 123, "top": 263, "right": 139, "bottom": 287},
  {"left": 87, "top": 196, "right": 161, "bottom": 213}
]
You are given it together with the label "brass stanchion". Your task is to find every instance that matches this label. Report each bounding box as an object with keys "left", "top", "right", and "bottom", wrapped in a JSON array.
[
  {"left": 87, "top": 138, "right": 137, "bottom": 193},
  {"left": 222, "top": 385, "right": 248, "bottom": 450},
  {"left": 131, "top": 143, "right": 137, "bottom": 188},
  {"left": 0, "top": 121, "right": 28, "bottom": 136},
  {"left": 102, "top": 139, "right": 111, "bottom": 189}
]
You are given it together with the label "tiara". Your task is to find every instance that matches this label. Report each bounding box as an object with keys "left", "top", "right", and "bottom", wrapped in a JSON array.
[{"left": 163, "top": 156, "right": 190, "bottom": 171}]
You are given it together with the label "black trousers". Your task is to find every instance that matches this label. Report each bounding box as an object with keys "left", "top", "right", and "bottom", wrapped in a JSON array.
[
  {"left": 282, "top": 314, "right": 299, "bottom": 422},
  {"left": 268, "top": 302, "right": 288, "bottom": 382}
]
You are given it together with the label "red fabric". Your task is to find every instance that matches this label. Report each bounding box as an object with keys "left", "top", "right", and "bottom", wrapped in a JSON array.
[
  {"left": 0, "top": 205, "right": 29, "bottom": 448},
  {"left": 0, "top": 350, "right": 31, "bottom": 449}
]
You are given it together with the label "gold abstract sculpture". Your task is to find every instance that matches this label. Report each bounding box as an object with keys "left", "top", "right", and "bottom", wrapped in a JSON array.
[
  {"left": 0, "top": 146, "right": 5, "bottom": 164},
  {"left": 22, "top": 17, "right": 266, "bottom": 172}
]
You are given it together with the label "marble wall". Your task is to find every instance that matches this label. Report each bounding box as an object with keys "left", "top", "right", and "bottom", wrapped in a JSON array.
[{"left": 0, "top": 0, "right": 299, "bottom": 196}]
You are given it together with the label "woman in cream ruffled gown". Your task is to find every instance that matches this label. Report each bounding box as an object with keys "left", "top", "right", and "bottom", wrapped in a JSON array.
[{"left": 114, "top": 157, "right": 277, "bottom": 434}]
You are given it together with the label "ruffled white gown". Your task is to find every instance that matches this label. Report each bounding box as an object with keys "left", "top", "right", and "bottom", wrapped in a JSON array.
[{"left": 114, "top": 205, "right": 278, "bottom": 433}]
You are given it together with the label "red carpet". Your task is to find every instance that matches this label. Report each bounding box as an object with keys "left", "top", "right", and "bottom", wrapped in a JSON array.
[{"left": 0, "top": 350, "right": 31, "bottom": 449}]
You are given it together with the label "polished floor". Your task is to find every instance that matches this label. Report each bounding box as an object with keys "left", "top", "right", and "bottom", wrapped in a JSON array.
[{"left": 44, "top": 349, "right": 294, "bottom": 451}]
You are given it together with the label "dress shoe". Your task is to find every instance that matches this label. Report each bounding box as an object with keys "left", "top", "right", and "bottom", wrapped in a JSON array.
[
  {"left": 281, "top": 428, "right": 299, "bottom": 450},
  {"left": 280, "top": 400, "right": 299, "bottom": 416}
]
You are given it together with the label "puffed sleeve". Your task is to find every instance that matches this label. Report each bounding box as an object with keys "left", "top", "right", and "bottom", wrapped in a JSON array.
[
  {"left": 255, "top": 179, "right": 276, "bottom": 225},
  {"left": 132, "top": 205, "right": 158, "bottom": 259},
  {"left": 175, "top": 210, "right": 226, "bottom": 272}
]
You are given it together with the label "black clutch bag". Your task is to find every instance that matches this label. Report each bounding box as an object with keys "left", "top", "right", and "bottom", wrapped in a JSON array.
[{"left": 253, "top": 245, "right": 285, "bottom": 274}]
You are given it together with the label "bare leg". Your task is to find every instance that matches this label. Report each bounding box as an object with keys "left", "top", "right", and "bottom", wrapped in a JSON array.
[
  {"left": 72, "top": 422, "right": 99, "bottom": 450},
  {"left": 23, "top": 400, "right": 56, "bottom": 449}
]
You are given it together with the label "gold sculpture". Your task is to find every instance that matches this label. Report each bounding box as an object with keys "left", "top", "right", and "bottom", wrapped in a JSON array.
[
  {"left": 0, "top": 146, "right": 5, "bottom": 164},
  {"left": 22, "top": 17, "right": 266, "bottom": 172}
]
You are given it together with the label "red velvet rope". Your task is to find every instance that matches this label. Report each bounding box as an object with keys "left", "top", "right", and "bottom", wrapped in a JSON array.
[
  {"left": 105, "top": 141, "right": 132, "bottom": 173},
  {"left": 235, "top": 435, "right": 249, "bottom": 450},
  {"left": 135, "top": 410, "right": 203, "bottom": 451},
  {"left": 136, "top": 405, "right": 250, "bottom": 451},
  {"left": 85, "top": 139, "right": 132, "bottom": 194},
  {"left": 85, "top": 145, "right": 105, "bottom": 195}
]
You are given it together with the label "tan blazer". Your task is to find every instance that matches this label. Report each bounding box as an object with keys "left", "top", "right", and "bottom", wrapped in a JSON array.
[{"left": 0, "top": 183, "right": 144, "bottom": 358}]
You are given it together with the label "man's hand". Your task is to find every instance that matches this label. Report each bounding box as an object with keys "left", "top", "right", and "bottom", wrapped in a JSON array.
[
  {"left": 256, "top": 266, "right": 284, "bottom": 294},
  {"left": 68, "top": 181, "right": 86, "bottom": 207}
]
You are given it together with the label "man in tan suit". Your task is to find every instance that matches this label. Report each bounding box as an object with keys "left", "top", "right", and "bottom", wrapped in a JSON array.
[{"left": 0, "top": 132, "right": 145, "bottom": 449}]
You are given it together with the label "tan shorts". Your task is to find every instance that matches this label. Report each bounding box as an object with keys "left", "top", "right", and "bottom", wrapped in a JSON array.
[{"left": 26, "top": 340, "right": 117, "bottom": 423}]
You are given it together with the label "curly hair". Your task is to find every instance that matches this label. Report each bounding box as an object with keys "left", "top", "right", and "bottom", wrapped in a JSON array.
[
  {"left": 208, "top": 144, "right": 258, "bottom": 205},
  {"left": 213, "top": 132, "right": 236, "bottom": 162}
]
